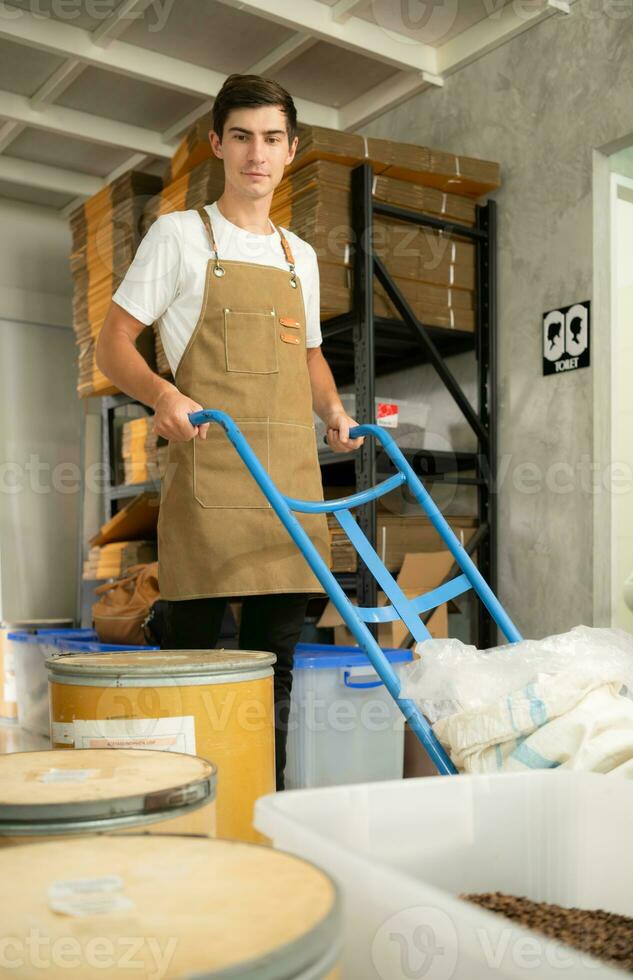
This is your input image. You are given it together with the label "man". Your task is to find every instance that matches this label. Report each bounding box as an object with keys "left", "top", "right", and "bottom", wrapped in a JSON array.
[{"left": 96, "top": 73, "right": 363, "bottom": 789}]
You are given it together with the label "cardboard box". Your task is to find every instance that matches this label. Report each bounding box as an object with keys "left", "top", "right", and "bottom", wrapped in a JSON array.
[
  {"left": 325, "top": 513, "right": 478, "bottom": 574},
  {"left": 90, "top": 491, "right": 159, "bottom": 546},
  {"left": 317, "top": 552, "right": 456, "bottom": 648}
]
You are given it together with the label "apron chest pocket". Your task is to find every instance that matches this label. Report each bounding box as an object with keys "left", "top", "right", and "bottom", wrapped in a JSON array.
[{"left": 224, "top": 308, "right": 278, "bottom": 375}]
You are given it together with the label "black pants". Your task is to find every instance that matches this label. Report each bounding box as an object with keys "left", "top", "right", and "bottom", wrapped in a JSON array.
[{"left": 161, "top": 594, "right": 309, "bottom": 790}]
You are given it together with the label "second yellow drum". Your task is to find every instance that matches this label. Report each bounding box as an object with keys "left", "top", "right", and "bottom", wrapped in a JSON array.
[{"left": 47, "top": 650, "right": 276, "bottom": 843}]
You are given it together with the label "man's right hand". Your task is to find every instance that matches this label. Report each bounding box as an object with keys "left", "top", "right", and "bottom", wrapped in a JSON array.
[{"left": 152, "top": 385, "right": 210, "bottom": 441}]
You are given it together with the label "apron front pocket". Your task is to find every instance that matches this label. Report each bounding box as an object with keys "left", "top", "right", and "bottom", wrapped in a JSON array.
[
  {"left": 193, "top": 419, "right": 271, "bottom": 508},
  {"left": 224, "top": 308, "right": 278, "bottom": 374}
]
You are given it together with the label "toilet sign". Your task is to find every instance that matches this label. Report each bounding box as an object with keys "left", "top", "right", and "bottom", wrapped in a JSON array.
[{"left": 543, "top": 301, "right": 590, "bottom": 375}]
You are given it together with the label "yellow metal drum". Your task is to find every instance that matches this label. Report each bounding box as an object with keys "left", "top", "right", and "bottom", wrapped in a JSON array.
[
  {"left": 47, "top": 650, "right": 276, "bottom": 843},
  {"left": 0, "top": 836, "right": 341, "bottom": 978},
  {"left": 0, "top": 748, "right": 216, "bottom": 845}
]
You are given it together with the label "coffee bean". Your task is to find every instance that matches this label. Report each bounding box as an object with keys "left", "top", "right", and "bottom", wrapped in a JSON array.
[{"left": 462, "top": 893, "right": 633, "bottom": 971}]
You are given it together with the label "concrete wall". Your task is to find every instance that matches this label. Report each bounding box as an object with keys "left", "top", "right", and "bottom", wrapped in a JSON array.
[
  {"left": 360, "top": 8, "right": 633, "bottom": 639},
  {"left": 0, "top": 197, "right": 73, "bottom": 328},
  {"left": 0, "top": 199, "right": 82, "bottom": 621}
]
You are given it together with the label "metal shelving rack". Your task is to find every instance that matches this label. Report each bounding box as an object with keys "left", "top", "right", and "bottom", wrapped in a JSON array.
[
  {"left": 77, "top": 394, "right": 159, "bottom": 626},
  {"left": 101, "top": 393, "right": 159, "bottom": 522},
  {"left": 319, "top": 163, "right": 497, "bottom": 648}
]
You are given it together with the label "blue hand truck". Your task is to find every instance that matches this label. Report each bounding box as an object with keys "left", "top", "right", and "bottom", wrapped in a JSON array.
[{"left": 189, "top": 409, "right": 523, "bottom": 775}]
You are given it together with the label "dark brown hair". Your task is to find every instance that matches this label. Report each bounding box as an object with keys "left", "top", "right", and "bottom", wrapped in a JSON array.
[{"left": 212, "top": 74, "right": 298, "bottom": 145}]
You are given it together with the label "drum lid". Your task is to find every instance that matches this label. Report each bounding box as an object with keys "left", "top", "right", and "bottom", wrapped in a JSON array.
[
  {"left": 47, "top": 649, "right": 276, "bottom": 679},
  {"left": 0, "top": 748, "right": 216, "bottom": 827},
  {"left": 0, "top": 836, "right": 341, "bottom": 978}
]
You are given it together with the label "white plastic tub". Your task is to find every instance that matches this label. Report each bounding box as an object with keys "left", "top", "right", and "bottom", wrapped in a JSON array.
[
  {"left": 256, "top": 771, "right": 633, "bottom": 979},
  {"left": 286, "top": 643, "right": 411, "bottom": 790},
  {"left": 1, "top": 620, "right": 72, "bottom": 720},
  {"left": 12, "top": 629, "right": 96, "bottom": 736}
]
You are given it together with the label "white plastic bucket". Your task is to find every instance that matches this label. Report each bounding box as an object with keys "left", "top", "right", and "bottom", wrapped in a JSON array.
[
  {"left": 11, "top": 629, "right": 95, "bottom": 736},
  {"left": 286, "top": 643, "right": 411, "bottom": 790},
  {"left": 1, "top": 620, "right": 72, "bottom": 720},
  {"left": 255, "top": 771, "right": 633, "bottom": 979}
]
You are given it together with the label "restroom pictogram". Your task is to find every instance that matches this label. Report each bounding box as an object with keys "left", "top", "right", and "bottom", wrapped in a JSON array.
[{"left": 543, "top": 301, "right": 590, "bottom": 376}]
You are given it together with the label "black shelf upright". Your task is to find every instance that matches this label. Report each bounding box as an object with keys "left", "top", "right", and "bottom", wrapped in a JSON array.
[{"left": 320, "top": 162, "right": 498, "bottom": 648}]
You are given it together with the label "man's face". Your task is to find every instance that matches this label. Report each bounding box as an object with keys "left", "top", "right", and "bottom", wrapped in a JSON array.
[{"left": 209, "top": 105, "right": 298, "bottom": 200}]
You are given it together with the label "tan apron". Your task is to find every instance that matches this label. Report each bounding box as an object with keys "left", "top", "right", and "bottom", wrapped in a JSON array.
[{"left": 157, "top": 206, "right": 331, "bottom": 600}]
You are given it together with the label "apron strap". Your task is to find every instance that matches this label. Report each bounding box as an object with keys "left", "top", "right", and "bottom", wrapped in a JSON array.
[
  {"left": 197, "top": 206, "right": 225, "bottom": 277},
  {"left": 198, "top": 206, "right": 297, "bottom": 286},
  {"left": 271, "top": 222, "right": 298, "bottom": 288}
]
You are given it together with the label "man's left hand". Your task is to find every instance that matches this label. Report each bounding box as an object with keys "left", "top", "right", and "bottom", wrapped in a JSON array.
[{"left": 324, "top": 412, "right": 364, "bottom": 453}]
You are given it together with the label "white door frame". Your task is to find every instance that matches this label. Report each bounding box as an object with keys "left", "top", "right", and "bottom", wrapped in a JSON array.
[{"left": 592, "top": 149, "right": 633, "bottom": 627}]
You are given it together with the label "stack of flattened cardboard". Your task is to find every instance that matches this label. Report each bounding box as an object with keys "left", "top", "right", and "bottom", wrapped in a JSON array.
[
  {"left": 289, "top": 125, "right": 500, "bottom": 195},
  {"left": 83, "top": 541, "right": 157, "bottom": 580},
  {"left": 69, "top": 171, "right": 162, "bottom": 397},
  {"left": 163, "top": 109, "right": 214, "bottom": 185},
  {"left": 142, "top": 119, "right": 497, "bottom": 335},
  {"left": 270, "top": 155, "right": 479, "bottom": 328},
  {"left": 326, "top": 512, "right": 477, "bottom": 573},
  {"left": 142, "top": 155, "right": 224, "bottom": 234},
  {"left": 121, "top": 417, "right": 167, "bottom": 485}
]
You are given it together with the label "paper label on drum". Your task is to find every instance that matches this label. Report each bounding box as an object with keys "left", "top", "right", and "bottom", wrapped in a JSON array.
[
  {"left": 48, "top": 876, "right": 134, "bottom": 917},
  {"left": 39, "top": 768, "right": 99, "bottom": 783},
  {"left": 72, "top": 716, "right": 197, "bottom": 754},
  {"left": 51, "top": 721, "right": 74, "bottom": 745}
]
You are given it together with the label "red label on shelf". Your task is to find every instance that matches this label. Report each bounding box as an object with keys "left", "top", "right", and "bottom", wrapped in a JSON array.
[{"left": 376, "top": 403, "right": 399, "bottom": 428}]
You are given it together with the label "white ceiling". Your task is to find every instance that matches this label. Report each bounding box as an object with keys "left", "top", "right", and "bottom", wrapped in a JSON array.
[{"left": 0, "top": 0, "right": 569, "bottom": 214}]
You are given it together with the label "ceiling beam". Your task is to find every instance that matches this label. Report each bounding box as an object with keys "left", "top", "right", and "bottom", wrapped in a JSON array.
[
  {"left": 215, "top": 0, "right": 438, "bottom": 73},
  {"left": 248, "top": 34, "right": 319, "bottom": 75},
  {"left": 162, "top": 99, "right": 214, "bottom": 144},
  {"left": 0, "top": 89, "right": 177, "bottom": 156},
  {"left": 0, "top": 155, "right": 102, "bottom": 197},
  {"left": 60, "top": 146, "right": 159, "bottom": 217},
  {"left": 436, "top": 0, "right": 574, "bottom": 76},
  {"left": 0, "top": 3, "right": 226, "bottom": 96},
  {"left": 0, "top": 119, "right": 24, "bottom": 153},
  {"left": 0, "top": 5, "right": 336, "bottom": 127},
  {"left": 0, "top": 59, "right": 86, "bottom": 155},
  {"left": 30, "top": 58, "right": 85, "bottom": 107},
  {"left": 330, "top": 0, "right": 367, "bottom": 24},
  {"left": 91, "top": 0, "right": 156, "bottom": 47},
  {"left": 339, "top": 71, "right": 443, "bottom": 131},
  {"left": 107, "top": 152, "right": 156, "bottom": 183}
]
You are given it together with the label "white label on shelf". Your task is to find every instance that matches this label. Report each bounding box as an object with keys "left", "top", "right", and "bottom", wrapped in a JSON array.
[
  {"left": 72, "top": 716, "right": 196, "bottom": 755},
  {"left": 48, "top": 876, "right": 133, "bottom": 917},
  {"left": 51, "top": 721, "right": 74, "bottom": 745},
  {"left": 39, "top": 768, "right": 99, "bottom": 783}
]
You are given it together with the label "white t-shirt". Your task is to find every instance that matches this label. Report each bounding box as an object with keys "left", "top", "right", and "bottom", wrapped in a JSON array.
[{"left": 112, "top": 201, "right": 323, "bottom": 375}]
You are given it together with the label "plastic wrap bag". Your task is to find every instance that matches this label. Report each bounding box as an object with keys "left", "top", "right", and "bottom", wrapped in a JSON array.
[{"left": 401, "top": 625, "right": 633, "bottom": 723}]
